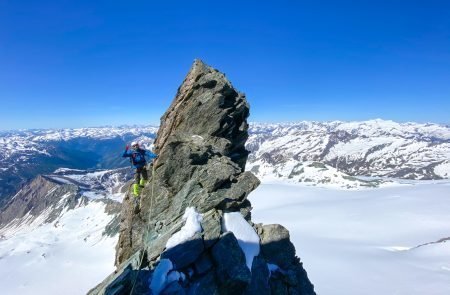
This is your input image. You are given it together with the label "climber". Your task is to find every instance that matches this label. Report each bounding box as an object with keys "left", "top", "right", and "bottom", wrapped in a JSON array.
[{"left": 122, "top": 141, "right": 157, "bottom": 198}]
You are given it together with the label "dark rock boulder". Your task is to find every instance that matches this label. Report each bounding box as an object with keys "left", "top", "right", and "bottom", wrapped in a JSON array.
[
  {"left": 245, "top": 256, "right": 271, "bottom": 295},
  {"left": 186, "top": 272, "right": 219, "bottom": 295},
  {"left": 161, "top": 232, "right": 204, "bottom": 269},
  {"left": 260, "top": 224, "right": 296, "bottom": 269},
  {"left": 193, "top": 252, "right": 213, "bottom": 275},
  {"left": 211, "top": 232, "right": 252, "bottom": 292},
  {"left": 89, "top": 60, "right": 315, "bottom": 295}
]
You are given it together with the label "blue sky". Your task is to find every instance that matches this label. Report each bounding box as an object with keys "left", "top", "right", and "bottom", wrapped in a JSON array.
[{"left": 1, "top": 0, "right": 449, "bottom": 130}]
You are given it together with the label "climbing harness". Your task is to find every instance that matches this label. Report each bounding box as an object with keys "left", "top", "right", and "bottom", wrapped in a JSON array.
[{"left": 130, "top": 163, "right": 156, "bottom": 295}]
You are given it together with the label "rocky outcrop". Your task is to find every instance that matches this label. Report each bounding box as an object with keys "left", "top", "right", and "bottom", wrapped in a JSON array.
[
  {"left": 0, "top": 169, "right": 127, "bottom": 238},
  {"left": 0, "top": 175, "right": 81, "bottom": 228},
  {"left": 89, "top": 60, "right": 315, "bottom": 295}
]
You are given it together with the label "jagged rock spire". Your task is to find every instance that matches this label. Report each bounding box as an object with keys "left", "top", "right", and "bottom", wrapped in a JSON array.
[
  {"left": 155, "top": 59, "right": 250, "bottom": 169},
  {"left": 89, "top": 60, "right": 315, "bottom": 295}
]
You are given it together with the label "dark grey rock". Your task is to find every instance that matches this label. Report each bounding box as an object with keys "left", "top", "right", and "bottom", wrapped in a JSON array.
[
  {"left": 244, "top": 256, "right": 270, "bottom": 295},
  {"left": 260, "top": 224, "right": 296, "bottom": 269},
  {"left": 211, "top": 232, "right": 251, "bottom": 293},
  {"left": 88, "top": 250, "right": 147, "bottom": 295},
  {"left": 211, "top": 172, "right": 260, "bottom": 211},
  {"left": 291, "top": 260, "right": 316, "bottom": 295},
  {"left": 162, "top": 281, "right": 186, "bottom": 295},
  {"left": 194, "top": 252, "right": 213, "bottom": 275},
  {"left": 187, "top": 272, "right": 219, "bottom": 295},
  {"left": 200, "top": 209, "right": 221, "bottom": 248},
  {"left": 161, "top": 232, "right": 204, "bottom": 269},
  {"left": 269, "top": 277, "right": 289, "bottom": 295},
  {"left": 90, "top": 60, "right": 315, "bottom": 295}
]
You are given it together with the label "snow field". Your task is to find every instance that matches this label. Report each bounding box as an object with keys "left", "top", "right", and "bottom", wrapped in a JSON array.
[
  {"left": 249, "top": 181, "right": 450, "bottom": 295},
  {"left": 0, "top": 201, "right": 117, "bottom": 295},
  {"left": 1, "top": 170, "right": 449, "bottom": 294}
]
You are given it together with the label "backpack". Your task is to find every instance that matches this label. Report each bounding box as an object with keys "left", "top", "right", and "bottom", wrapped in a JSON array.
[{"left": 131, "top": 149, "right": 146, "bottom": 166}]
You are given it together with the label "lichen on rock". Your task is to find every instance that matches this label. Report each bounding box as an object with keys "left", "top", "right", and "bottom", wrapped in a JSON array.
[{"left": 88, "top": 60, "right": 315, "bottom": 295}]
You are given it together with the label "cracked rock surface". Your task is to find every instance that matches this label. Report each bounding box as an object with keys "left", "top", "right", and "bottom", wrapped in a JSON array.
[{"left": 89, "top": 60, "right": 315, "bottom": 295}]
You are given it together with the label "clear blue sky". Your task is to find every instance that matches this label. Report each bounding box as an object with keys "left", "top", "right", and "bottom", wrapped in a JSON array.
[{"left": 1, "top": 0, "right": 449, "bottom": 130}]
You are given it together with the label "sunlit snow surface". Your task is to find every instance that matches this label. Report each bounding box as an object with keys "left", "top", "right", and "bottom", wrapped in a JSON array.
[
  {"left": 0, "top": 201, "right": 117, "bottom": 295},
  {"left": 222, "top": 212, "right": 260, "bottom": 270},
  {"left": 249, "top": 180, "right": 450, "bottom": 295},
  {"left": 1, "top": 180, "right": 449, "bottom": 294},
  {"left": 165, "top": 207, "right": 203, "bottom": 249}
]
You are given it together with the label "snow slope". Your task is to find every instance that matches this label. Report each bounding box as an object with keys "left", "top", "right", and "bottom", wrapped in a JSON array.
[
  {"left": 249, "top": 180, "right": 450, "bottom": 295},
  {"left": 0, "top": 200, "right": 118, "bottom": 295},
  {"left": 0, "top": 168, "right": 129, "bottom": 295},
  {"left": 247, "top": 160, "right": 388, "bottom": 189},
  {"left": 1, "top": 172, "right": 449, "bottom": 294}
]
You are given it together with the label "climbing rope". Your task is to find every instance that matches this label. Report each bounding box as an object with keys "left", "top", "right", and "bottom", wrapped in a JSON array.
[
  {"left": 128, "top": 159, "right": 201, "bottom": 294},
  {"left": 130, "top": 162, "right": 156, "bottom": 295}
]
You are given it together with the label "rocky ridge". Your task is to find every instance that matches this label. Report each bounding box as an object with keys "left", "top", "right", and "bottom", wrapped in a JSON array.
[
  {"left": 89, "top": 60, "right": 315, "bottom": 295},
  {"left": 247, "top": 121, "right": 450, "bottom": 180},
  {"left": 0, "top": 168, "right": 129, "bottom": 237}
]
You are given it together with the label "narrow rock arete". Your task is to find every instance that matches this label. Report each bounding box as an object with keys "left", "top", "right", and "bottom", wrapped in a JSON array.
[{"left": 89, "top": 60, "right": 315, "bottom": 295}]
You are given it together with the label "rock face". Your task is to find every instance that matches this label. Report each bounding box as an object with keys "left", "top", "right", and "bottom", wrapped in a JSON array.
[
  {"left": 89, "top": 60, "right": 315, "bottom": 295},
  {"left": 0, "top": 175, "right": 81, "bottom": 227},
  {"left": 0, "top": 169, "right": 126, "bottom": 237}
]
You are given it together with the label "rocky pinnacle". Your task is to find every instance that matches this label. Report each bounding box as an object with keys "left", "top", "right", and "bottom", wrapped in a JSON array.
[{"left": 89, "top": 60, "right": 315, "bottom": 295}]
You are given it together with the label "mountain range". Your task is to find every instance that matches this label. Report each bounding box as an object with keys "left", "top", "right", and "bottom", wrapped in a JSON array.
[
  {"left": 1, "top": 119, "right": 449, "bottom": 204},
  {"left": 1, "top": 59, "right": 449, "bottom": 294},
  {"left": 247, "top": 119, "right": 450, "bottom": 180},
  {"left": 0, "top": 126, "right": 157, "bottom": 206}
]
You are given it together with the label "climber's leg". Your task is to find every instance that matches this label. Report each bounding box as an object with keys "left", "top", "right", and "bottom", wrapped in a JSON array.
[
  {"left": 140, "top": 167, "right": 148, "bottom": 187},
  {"left": 133, "top": 168, "right": 142, "bottom": 197},
  {"left": 132, "top": 184, "right": 140, "bottom": 197}
]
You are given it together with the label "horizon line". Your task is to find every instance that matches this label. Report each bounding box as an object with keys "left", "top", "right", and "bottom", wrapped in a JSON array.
[{"left": 1, "top": 118, "right": 449, "bottom": 133}]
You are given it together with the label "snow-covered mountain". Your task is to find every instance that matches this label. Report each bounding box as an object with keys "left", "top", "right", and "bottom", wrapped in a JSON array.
[
  {"left": 0, "top": 126, "right": 157, "bottom": 166},
  {"left": 1, "top": 119, "right": 449, "bottom": 294},
  {"left": 0, "top": 167, "right": 131, "bottom": 294},
  {"left": 0, "top": 167, "right": 131, "bottom": 239},
  {"left": 0, "top": 126, "right": 157, "bottom": 205},
  {"left": 249, "top": 160, "right": 387, "bottom": 189},
  {"left": 247, "top": 119, "right": 450, "bottom": 181},
  {"left": 1, "top": 119, "right": 449, "bottom": 203}
]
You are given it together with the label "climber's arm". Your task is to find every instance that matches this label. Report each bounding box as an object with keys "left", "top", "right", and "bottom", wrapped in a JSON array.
[
  {"left": 145, "top": 150, "right": 157, "bottom": 160},
  {"left": 122, "top": 145, "right": 132, "bottom": 158}
]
